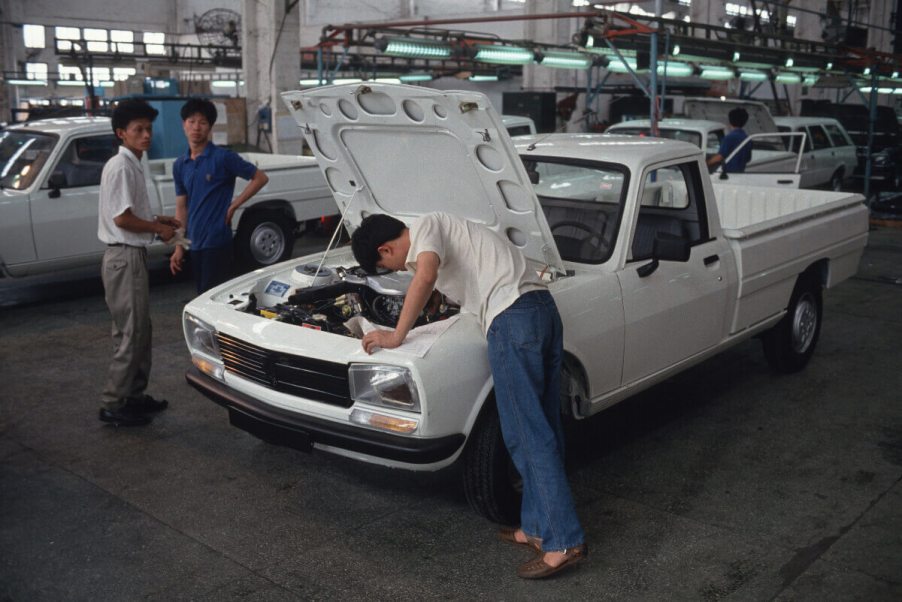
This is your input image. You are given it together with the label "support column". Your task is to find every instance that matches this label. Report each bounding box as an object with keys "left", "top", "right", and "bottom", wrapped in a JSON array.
[{"left": 242, "top": 0, "right": 303, "bottom": 154}]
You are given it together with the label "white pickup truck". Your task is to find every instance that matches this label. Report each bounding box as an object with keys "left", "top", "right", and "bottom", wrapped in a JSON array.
[
  {"left": 0, "top": 117, "right": 336, "bottom": 278},
  {"left": 182, "top": 84, "right": 868, "bottom": 523}
]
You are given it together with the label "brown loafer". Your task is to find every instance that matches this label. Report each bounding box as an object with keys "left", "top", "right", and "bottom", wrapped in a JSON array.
[
  {"left": 517, "top": 544, "right": 587, "bottom": 579},
  {"left": 498, "top": 527, "right": 542, "bottom": 552}
]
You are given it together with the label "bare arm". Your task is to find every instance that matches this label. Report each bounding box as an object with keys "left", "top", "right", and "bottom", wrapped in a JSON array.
[
  {"left": 225, "top": 169, "right": 269, "bottom": 226},
  {"left": 361, "top": 251, "right": 439, "bottom": 354},
  {"left": 113, "top": 208, "right": 176, "bottom": 241},
  {"left": 170, "top": 194, "right": 189, "bottom": 275}
]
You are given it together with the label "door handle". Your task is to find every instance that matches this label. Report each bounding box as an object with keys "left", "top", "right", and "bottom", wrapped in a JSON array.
[
  {"left": 777, "top": 179, "right": 794, "bottom": 185},
  {"left": 704, "top": 254, "right": 719, "bottom": 266}
]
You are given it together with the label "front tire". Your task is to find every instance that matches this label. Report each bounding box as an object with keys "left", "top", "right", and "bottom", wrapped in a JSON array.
[
  {"left": 462, "top": 404, "right": 521, "bottom": 525},
  {"left": 762, "top": 274, "right": 823, "bottom": 373},
  {"left": 235, "top": 210, "right": 294, "bottom": 268}
]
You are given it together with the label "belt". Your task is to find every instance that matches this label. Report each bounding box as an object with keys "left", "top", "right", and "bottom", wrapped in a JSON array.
[{"left": 107, "top": 243, "right": 146, "bottom": 249}]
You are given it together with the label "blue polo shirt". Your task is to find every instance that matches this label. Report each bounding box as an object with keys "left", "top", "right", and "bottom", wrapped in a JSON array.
[
  {"left": 719, "top": 128, "right": 752, "bottom": 173},
  {"left": 173, "top": 143, "right": 257, "bottom": 250}
]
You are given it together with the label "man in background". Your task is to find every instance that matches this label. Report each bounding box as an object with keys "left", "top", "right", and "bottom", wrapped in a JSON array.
[
  {"left": 170, "top": 98, "right": 269, "bottom": 293},
  {"left": 707, "top": 107, "right": 753, "bottom": 173}
]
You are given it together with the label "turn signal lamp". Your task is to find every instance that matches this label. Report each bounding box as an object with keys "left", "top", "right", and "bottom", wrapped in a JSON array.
[{"left": 350, "top": 409, "right": 418, "bottom": 434}]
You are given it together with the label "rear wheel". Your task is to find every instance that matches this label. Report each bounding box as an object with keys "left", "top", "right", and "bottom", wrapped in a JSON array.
[
  {"left": 462, "top": 404, "right": 521, "bottom": 525},
  {"left": 830, "top": 169, "right": 844, "bottom": 192},
  {"left": 761, "top": 274, "right": 823, "bottom": 373},
  {"left": 235, "top": 210, "right": 294, "bottom": 269}
]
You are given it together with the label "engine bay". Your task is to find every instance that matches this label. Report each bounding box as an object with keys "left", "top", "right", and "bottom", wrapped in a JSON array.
[{"left": 236, "top": 262, "right": 459, "bottom": 337}]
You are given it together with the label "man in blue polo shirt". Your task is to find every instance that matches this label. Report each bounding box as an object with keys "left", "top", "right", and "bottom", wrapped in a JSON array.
[
  {"left": 170, "top": 98, "right": 269, "bottom": 293},
  {"left": 707, "top": 107, "right": 753, "bottom": 173}
]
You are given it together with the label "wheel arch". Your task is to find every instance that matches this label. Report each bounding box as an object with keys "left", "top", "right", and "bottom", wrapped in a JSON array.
[{"left": 236, "top": 199, "right": 296, "bottom": 227}]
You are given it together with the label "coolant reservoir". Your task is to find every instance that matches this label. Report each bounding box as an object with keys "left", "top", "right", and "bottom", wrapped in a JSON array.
[{"left": 290, "top": 263, "right": 337, "bottom": 288}]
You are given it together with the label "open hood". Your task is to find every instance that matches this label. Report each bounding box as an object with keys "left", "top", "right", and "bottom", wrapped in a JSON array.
[
  {"left": 683, "top": 98, "right": 777, "bottom": 135},
  {"left": 281, "top": 83, "right": 565, "bottom": 274}
]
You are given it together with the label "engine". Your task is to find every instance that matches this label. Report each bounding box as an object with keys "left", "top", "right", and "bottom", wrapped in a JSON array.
[{"left": 245, "top": 263, "right": 458, "bottom": 336}]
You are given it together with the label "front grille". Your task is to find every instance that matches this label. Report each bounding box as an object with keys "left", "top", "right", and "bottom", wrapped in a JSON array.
[{"left": 217, "top": 333, "right": 352, "bottom": 408}]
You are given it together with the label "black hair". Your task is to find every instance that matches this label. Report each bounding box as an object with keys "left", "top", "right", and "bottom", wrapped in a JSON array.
[
  {"left": 351, "top": 214, "right": 407, "bottom": 274},
  {"left": 110, "top": 99, "right": 159, "bottom": 137},
  {"left": 180, "top": 98, "right": 217, "bottom": 125},
  {"left": 728, "top": 107, "right": 749, "bottom": 128}
]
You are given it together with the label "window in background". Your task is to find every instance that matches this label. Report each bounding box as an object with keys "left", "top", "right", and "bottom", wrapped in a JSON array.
[
  {"left": 23, "top": 24, "right": 46, "bottom": 48},
  {"left": 110, "top": 30, "right": 134, "bottom": 53},
  {"left": 144, "top": 32, "right": 166, "bottom": 55}
]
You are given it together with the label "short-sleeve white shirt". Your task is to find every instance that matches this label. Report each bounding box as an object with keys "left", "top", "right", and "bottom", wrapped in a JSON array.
[
  {"left": 406, "top": 213, "right": 545, "bottom": 335},
  {"left": 97, "top": 146, "right": 154, "bottom": 246}
]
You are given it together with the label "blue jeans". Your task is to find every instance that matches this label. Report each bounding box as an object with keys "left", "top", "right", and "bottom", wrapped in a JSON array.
[{"left": 487, "top": 290, "right": 584, "bottom": 552}]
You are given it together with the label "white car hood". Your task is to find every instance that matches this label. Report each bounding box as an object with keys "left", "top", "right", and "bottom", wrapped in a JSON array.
[{"left": 281, "top": 83, "right": 565, "bottom": 274}]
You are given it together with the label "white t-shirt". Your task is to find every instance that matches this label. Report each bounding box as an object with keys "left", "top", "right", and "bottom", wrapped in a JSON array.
[
  {"left": 406, "top": 213, "right": 545, "bottom": 334},
  {"left": 97, "top": 146, "right": 154, "bottom": 246}
]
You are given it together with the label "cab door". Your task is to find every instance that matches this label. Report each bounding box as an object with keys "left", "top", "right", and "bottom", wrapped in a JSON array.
[
  {"left": 618, "top": 159, "right": 732, "bottom": 384},
  {"left": 30, "top": 134, "right": 118, "bottom": 263}
]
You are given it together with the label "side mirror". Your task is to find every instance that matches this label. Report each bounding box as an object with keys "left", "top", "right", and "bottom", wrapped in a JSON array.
[
  {"left": 637, "top": 232, "right": 691, "bottom": 278},
  {"left": 47, "top": 172, "right": 66, "bottom": 198},
  {"left": 527, "top": 170, "right": 539, "bottom": 185}
]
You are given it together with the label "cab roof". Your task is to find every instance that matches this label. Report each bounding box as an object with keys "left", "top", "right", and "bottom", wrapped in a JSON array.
[{"left": 513, "top": 133, "right": 702, "bottom": 170}]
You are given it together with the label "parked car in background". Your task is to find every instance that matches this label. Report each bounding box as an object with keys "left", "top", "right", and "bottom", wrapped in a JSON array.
[
  {"left": 606, "top": 118, "right": 797, "bottom": 173},
  {"left": 500, "top": 114, "right": 537, "bottom": 137},
  {"left": 0, "top": 117, "right": 337, "bottom": 279},
  {"left": 773, "top": 117, "right": 857, "bottom": 191},
  {"left": 801, "top": 101, "right": 902, "bottom": 191}
]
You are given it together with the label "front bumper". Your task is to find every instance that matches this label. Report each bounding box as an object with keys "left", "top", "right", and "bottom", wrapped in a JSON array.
[{"left": 186, "top": 367, "right": 465, "bottom": 464}]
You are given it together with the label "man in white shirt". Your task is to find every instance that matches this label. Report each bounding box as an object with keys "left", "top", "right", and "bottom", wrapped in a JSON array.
[
  {"left": 97, "top": 99, "right": 180, "bottom": 426},
  {"left": 351, "top": 212, "right": 586, "bottom": 579}
]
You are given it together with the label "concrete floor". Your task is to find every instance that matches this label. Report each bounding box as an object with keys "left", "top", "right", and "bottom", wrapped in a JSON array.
[{"left": 1, "top": 228, "right": 901, "bottom": 601}]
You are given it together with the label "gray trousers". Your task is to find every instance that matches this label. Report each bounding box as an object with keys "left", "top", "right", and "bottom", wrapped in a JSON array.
[{"left": 101, "top": 245, "right": 152, "bottom": 409}]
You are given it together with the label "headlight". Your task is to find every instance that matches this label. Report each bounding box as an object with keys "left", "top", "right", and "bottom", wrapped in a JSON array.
[
  {"left": 349, "top": 364, "right": 421, "bottom": 412},
  {"left": 184, "top": 313, "right": 221, "bottom": 359}
]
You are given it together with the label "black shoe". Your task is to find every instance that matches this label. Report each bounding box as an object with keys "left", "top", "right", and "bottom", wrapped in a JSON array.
[
  {"left": 128, "top": 394, "right": 169, "bottom": 413},
  {"left": 98, "top": 405, "right": 152, "bottom": 426}
]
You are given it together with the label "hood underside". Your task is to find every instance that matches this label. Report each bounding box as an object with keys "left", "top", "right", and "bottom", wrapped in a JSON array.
[{"left": 281, "top": 83, "right": 565, "bottom": 274}]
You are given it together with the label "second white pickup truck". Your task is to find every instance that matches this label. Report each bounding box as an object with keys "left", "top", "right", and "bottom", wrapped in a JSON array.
[
  {"left": 0, "top": 117, "right": 336, "bottom": 278},
  {"left": 182, "top": 84, "right": 868, "bottom": 524}
]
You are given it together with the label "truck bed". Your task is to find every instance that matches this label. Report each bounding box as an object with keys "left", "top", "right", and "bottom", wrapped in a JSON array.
[{"left": 713, "top": 184, "right": 869, "bottom": 335}]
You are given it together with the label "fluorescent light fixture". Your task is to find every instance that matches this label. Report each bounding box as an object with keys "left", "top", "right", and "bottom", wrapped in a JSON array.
[
  {"left": 7, "top": 79, "right": 47, "bottom": 86},
  {"left": 826, "top": 62, "right": 834, "bottom": 70},
  {"left": 863, "top": 67, "right": 871, "bottom": 76},
  {"left": 607, "top": 57, "right": 638, "bottom": 73},
  {"left": 735, "top": 60, "right": 775, "bottom": 70},
  {"left": 58, "top": 80, "right": 87, "bottom": 86},
  {"left": 732, "top": 51, "right": 741, "bottom": 62},
  {"left": 96, "top": 81, "right": 114, "bottom": 87},
  {"left": 893, "top": 71, "right": 899, "bottom": 79},
  {"left": 299, "top": 78, "right": 364, "bottom": 86},
  {"left": 300, "top": 78, "right": 325, "bottom": 86},
  {"left": 774, "top": 72, "right": 801, "bottom": 84},
  {"left": 377, "top": 37, "right": 451, "bottom": 59},
  {"left": 468, "top": 74, "right": 499, "bottom": 82},
  {"left": 700, "top": 66, "right": 735, "bottom": 80},
  {"left": 373, "top": 77, "right": 401, "bottom": 84},
  {"left": 672, "top": 44, "right": 681, "bottom": 56},
  {"left": 739, "top": 69, "right": 769, "bottom": 82},
  {"left": 584, "top": 36, "right": 637, "bottom": 57},
  {"left": 539, "top": 50, "right": 592, "bottom": 69},
  {"left": 803, "top": 75, "right": 818, "bottom": 86},
  {"left": 657, "top": 61, "right": 693, "bottom": 77},
  {"left": 785, "top": 57, "right": 794, "bottom": 68},
  {"left": 211, "top": 80, "right": 239, "bottom": 88},
  {"left": 474, "top": 44, "right": 534, "bottom": 65},
  {"left": 399, "top": 73, "right": 433, "bottom": 82}
]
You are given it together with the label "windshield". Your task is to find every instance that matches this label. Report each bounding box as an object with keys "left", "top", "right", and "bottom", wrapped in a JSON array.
[
  {"left": 522, "top": 157, "right": 628, "bottom": 264},
  {"left": 608, "top": 127, "right": 702, "bottom": 149},
  {"left": 0, "top": 130, "right": 58, "bottom": 190}
]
